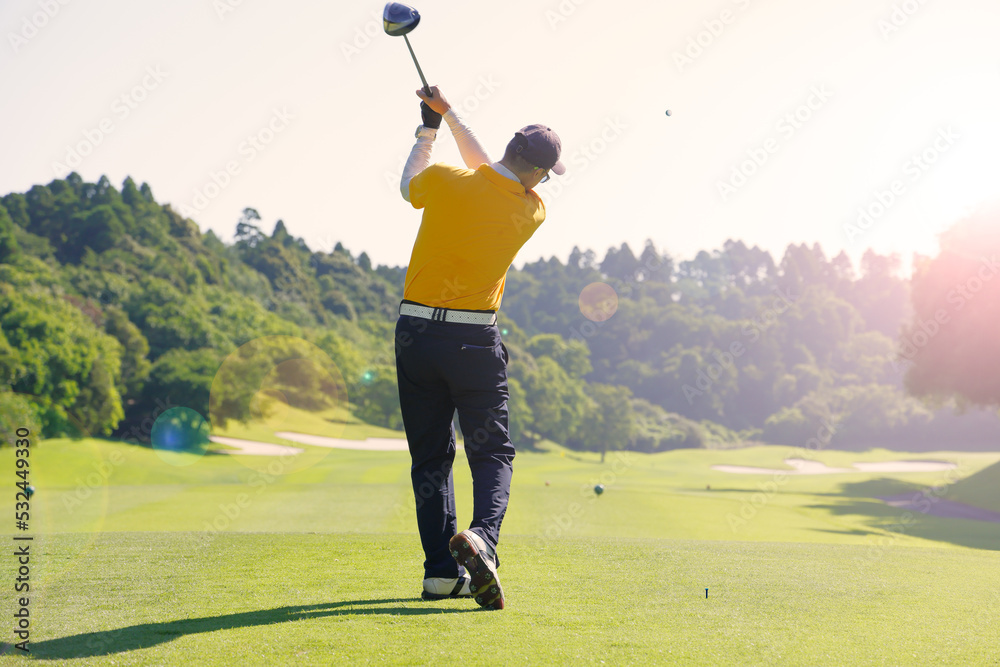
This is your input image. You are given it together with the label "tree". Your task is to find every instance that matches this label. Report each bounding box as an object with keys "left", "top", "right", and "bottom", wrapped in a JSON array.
[
  {"left": 71, "top": 334, "right": 126, "bottom": 437},
  {"left": 0, "top": 203, "right": 18, "bottom": 262},
  {"left": 1, "top": 192, "right": 30, "bottom": 229},
  {"left": 521, "top": 357, "right": 588, "bottom": 443},
  {"left": 720, "top": 239, "right": 775, "bottom": 293},
  {"left": 131, "top": 348, "right": 222, "bottom": 434},
  {"left": 676, "top": 250, "right": 726, "bottom": 298},
  {"left": 506, "top": 376, "right": 534, "bottom": 446},
  {"left": 575, "top": 383, "right": 633, "bottom": 460},
  {"left": 352, "top": 366, "right": 403, "bottom": 431},
  {"left": 639, "top": 239, "right": 673, "bottom": 284},
  {"left": 72, "top": 205, "right": 125, "bottom": 257},
  {"left": 524, "top": 333, "right": 592, "bottom": 378},
  {"left": 6, "top": 170, "right": 996, "bottom": 451},
  {"left": 903, "top": 210, "right": 1000, "bottom": 407},
  {"left": 272, "top": 219, "right": 291, "bottom": 245},
  {"left": 0, "top": 392, "right": 43, "bottom": 443},
  {"left": 125, "top": 277, "right": 219, "bottom": 359},
  {"left": 850, "top": 250, "right": 909, "bottom": 337},
  {"left": 235, "top": 208, "right": 264, "bottom": 249},
  {"left": 601, "top": 242, "right": 640, "bottom": 282},
  {"left": 208, "top": 336, "right": 346, "bottom": 429},
  {"left": 104, "top": 306, "right": 151, "bottom": 399},
  {"left": 0, "top": 284, "right": 124, "bottom": 436}
]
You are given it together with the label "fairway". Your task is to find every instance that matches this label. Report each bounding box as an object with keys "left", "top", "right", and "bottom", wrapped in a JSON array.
[
  {"left": 3, "top": 437, "right": 1000, "bottom": 664},
  {"left": 14, "top": 533, "right": 1000, "bottom": 665}
]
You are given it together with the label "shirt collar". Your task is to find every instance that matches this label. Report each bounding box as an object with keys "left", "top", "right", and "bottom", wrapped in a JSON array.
[
  {"left": 490, "top": 161, "right": 520, "bottom": 183},
  {"left": 478, "top": 163, "right": 527, "bottom": 194}
]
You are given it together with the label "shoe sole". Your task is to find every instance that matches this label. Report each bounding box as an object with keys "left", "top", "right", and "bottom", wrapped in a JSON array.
[
  {"left": 449, "top": 533, "right": 504, "bottom": 610},
  {"left": 421, "top": 575, "right": 472, "bottom": 600},
  {"left": 421, "top": 590, "right": 467, "bottom": 601}
]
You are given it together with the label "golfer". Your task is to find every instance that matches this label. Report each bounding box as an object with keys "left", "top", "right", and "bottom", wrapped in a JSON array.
[{"left": 396, "top": 86, "right": 564, "bottom": 610}]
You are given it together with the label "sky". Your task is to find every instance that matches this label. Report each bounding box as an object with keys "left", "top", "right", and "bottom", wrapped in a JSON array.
[{"left": 2, "top": 0, "right": 999, "bottom": 273}]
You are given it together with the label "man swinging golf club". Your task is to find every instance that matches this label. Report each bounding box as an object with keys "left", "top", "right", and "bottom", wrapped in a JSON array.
[{"left": 396, "top": 86, "right": 564, "bottom": 610}]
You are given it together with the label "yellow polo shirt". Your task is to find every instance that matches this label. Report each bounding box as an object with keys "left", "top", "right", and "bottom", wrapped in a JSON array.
[{"left": 405, "top": 163, "right": 545, "bottom": 311}]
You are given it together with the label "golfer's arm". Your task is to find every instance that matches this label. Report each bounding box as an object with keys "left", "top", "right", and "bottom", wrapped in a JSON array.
[
  {"left": 444, "top": 109, "right": 491, "bottom": 169},
  {"left": 400, "top": 130, "right": 436, "bottom": 202}
]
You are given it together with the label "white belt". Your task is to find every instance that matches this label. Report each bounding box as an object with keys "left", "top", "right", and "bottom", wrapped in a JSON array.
[{"left": 399, "top": 302, "right": 497, "bottom": 325}]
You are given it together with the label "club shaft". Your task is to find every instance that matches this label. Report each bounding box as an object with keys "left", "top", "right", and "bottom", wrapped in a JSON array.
[{"left": 403, "top": 34, "right": 430, "bottom": 95}]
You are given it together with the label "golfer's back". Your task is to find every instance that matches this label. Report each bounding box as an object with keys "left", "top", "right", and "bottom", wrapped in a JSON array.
[{"left": 404, "top": 162, "right": 546, "bottom": 311}]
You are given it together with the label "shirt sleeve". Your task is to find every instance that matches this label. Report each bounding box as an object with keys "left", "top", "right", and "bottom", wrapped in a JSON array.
[
  {"left": 400, "top": 129, "right": 437, "bottom": 203},
  {"left": 408, "top": 164, "right": 438, "bottom": 210},
  {"left": 444, "top": 109, "right": 491, "bottom": 169}
]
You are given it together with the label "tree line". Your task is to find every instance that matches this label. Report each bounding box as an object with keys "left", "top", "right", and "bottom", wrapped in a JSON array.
[{"left": 1, "top": 174, "right": 997, "bottom": 452}]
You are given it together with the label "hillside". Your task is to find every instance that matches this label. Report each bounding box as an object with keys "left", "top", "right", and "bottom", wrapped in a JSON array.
[{"left": 1, "top": 174, "right": 998, "bottom": 451}]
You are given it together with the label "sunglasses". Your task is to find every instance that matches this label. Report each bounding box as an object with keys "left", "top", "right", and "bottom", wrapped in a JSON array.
[{"left": 532, "top": 165, "right": 550, "bottom": 183}]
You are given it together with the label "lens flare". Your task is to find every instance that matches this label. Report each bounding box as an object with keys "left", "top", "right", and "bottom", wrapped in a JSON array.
[
  {"left": 151, "top": 407, "right": 210, "bottom": 466},
  {"left": 209, "top": 336, "right": 349, "bottom": 474},
  {"left": 579, "top": 282, "right": 619, "bottom": 322}
]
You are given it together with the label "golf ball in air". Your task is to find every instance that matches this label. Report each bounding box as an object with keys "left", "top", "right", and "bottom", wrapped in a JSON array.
[
  {"left": 26, "top": 485, "right": 35, "bottom": 498},
  {"left": 665, "top": 110, "right": 671, "bottom": 116},
  {"left": 594, "top": 484, "right": 605, "bottom": 495}
]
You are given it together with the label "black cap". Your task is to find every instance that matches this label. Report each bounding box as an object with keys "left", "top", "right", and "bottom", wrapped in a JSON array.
[{"left": 507, "top": 124, "right": 565, "bottom": 175}]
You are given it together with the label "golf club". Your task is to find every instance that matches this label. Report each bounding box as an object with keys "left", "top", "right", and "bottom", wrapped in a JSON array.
[{"left": 383, "top": 2, "right": 431, "bottom": 96}]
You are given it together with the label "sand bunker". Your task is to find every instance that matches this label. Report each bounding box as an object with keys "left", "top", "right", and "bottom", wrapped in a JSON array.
[
  {"left": 210, "top": 433, "right": 409, "bottom": 454},
  {"left": 274, "top": 432, "right": 409, "bottom": 451},
  {"left": 712, "top": 457, "right": 957, "bottom": 475},
  {"left": 209, "top": 436, "right": 304, "bottom": 456}
]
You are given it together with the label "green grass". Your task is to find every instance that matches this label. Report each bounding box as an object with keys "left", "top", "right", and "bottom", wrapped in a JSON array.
[
  {"left": 12, "top": 533, "right": 1000, "bottom": 665},
  {"left": 3, "top": 437, "right": 1000, "bottom": 664},
  {"left": 946, "top": 459, "right": 1000, "bottom": 512},
  {"left": 213, "top": 404, "right": 406, "bottom": 447}
]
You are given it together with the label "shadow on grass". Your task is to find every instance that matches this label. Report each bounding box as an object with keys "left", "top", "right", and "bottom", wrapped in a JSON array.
[
  {"left": 805, "top": 478, "right": 1000, "bottom": 552},
  {"left": 30, "top": 598, "right": 473, "bottom": 660},
  {"left": 811, "top": 528, "right": 879, "bottom": 537}
]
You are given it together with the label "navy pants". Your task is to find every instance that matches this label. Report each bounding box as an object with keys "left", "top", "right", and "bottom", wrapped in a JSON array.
[{"left": 394, "top": 314, "right": 514, "bottom": 579}]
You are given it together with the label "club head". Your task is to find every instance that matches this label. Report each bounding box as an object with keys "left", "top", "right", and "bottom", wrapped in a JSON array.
[{"left": 383, "top": 2, "right": 421, "bottom": 37}]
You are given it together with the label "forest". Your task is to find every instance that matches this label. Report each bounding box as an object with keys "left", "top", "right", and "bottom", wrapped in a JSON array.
[{"left": 1, "top": 174, "right": 998, "bottom": 452}]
